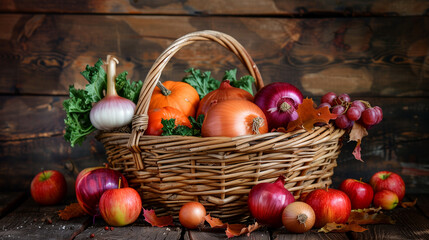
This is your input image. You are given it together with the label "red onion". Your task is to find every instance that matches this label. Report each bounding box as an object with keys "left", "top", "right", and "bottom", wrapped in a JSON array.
[
  {"left": 75, "top": 166, "right": 128, "bottom": 216},
  {"left": 254, "top": 82, "right": 303, "bottom": 130},
  {"left": 248, "top": 176, "right": 295, "bottom": 227}
]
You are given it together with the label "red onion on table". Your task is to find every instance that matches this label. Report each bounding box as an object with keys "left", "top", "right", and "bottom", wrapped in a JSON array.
[
  {"left": 254, "top": 82, "right": 303, "bottom": 130},
  {"left": 75, "top": 166, "right": 128, "bottom": 216},
  {"left": 247, "top": 176, "right": 295, "bottom": 227}
]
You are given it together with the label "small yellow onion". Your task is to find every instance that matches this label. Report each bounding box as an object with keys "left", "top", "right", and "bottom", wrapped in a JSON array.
[
  {"left": 90, "top": 55, "right": 136, "bottom": 130},
  {"left": 282, "top": 201, "right": 315, "bottom": 233}
]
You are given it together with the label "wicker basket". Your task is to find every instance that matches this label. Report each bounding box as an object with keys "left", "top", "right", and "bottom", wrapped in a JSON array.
[{"left": 98, "top": 30, "right": 345, "bottom": 221}]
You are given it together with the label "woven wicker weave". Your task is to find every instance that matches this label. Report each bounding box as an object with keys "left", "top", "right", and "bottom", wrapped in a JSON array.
[{"left": 97, "top": 30, "right": 345, "bottom": 221}]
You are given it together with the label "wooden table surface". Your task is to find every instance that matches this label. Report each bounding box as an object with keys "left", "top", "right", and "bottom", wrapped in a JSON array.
[{"left": 0, "top": 192, "right": 428, "bottom": 240}]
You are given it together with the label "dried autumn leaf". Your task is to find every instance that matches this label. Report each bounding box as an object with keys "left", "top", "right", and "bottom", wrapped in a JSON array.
[
  {"left": 204, "top": 214, "right": 227, "bottom": 228},
  {"left": 401, "top": 198, "right": 418, "bottom": 208},
  {"left": 349, "top": 122, "right": 368, "bottom": 142},
  {"left": 58, "top": 203, "right": 87, "bottom": 220},
  {"left": 318, "top": 222, "right": 367, "bottom": 233},
  {"left": 225, "top": 222, "right": 260, "bottom": 238},
  {"left": 348, "top": 207, "right": 395, "bottom": 225},
  {"left": 352, "top": 139, "right": 363, "bottom": 162},
  {"left": 349, "top": 122, "right": 368, "bottom": 161},
  {"left": 225, "top": 224, "right": 247, "bottom": 238},
  {"left": 287, "top": 98, "right": 337, "bottom": 132},
  {"left": 143, "top": 208, "right": 174, "bottom": 227},
  {"left": 246, "top": 222, "right": 260, "bottom": 236}
]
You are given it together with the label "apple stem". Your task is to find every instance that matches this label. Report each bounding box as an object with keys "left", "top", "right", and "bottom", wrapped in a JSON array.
[
  {"left": 118, "top": 177, "right": 122, "bottom": 189},
  {"left": 325, "top": 184, "right": 329, "bottom": 192},
  {"left": 360, "top": 177, "right": 362, "bottom": 182}
]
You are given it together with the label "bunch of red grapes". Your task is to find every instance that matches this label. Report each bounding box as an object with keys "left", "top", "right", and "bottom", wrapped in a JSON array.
[{"left": 320, "top": 92, "right": 383, "bottom": 129}]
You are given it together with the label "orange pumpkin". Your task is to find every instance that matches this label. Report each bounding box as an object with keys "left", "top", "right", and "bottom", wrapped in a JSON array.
[
  {"left": 149, "top": 81, "right": 199, "bottom": 118},
  {"left": 145, "top": 106, "right": 191, "bottom": 136}
]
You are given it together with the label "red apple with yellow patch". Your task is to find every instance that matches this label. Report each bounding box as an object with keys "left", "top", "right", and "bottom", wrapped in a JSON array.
[
  {"left": 99, "top": 178, "right": 142, "bottom": 227},
  {"left": 373, "top": 189, "right": 399, "bottom": 210},
  {"left": 370, "top": 171, "right": 405, "bottom": 202}
]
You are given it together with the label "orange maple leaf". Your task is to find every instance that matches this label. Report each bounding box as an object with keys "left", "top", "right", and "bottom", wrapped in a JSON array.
[
  {"left": 58, "top": 203, "right": 87, "bottom": 220},
  {"left": 287, "top": 98, "right": 337, "bottom": 132},
  {"left": 143, "top": 208, "right": 174, "bottom": 227}
]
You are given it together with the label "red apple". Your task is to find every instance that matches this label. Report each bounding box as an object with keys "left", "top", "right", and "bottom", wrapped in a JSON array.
[
  {"left": 99, "top": 182, "right": 142, "bottom": 227},
  {"left": 30, "top": 170, "right": 67, "bottom": 205},
  {"left": 304, "top": 188, "right": 351, "bottom": 228},
  {"left": 369, "top": 171, "right": 405, "bottom": 202},
  {"left": 373, "top": 189, "right": 398, "bottom": 210},
  {"left": 75, "top": 167, "right": 128, "bottom": 216},
  {"left": 339, "top": 178, "right": 374, "bottom": 209}
]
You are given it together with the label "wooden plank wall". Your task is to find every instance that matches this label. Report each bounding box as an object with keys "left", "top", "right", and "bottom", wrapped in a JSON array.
[{"left": 0, "top": 1, "right": 428, "bottom": 195}]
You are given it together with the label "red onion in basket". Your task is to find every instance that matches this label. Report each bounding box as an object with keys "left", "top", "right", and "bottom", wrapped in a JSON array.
[
  {"left": 247, "top": 176, "right": 295, "bottom": 227},
  {"left": 254, "top": 82, "right": 303, "bottom": 130}
]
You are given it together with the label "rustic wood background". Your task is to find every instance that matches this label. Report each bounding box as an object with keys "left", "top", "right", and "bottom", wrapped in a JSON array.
[{"left": 0, "top": 0, "right": 428, "bottom": 196}]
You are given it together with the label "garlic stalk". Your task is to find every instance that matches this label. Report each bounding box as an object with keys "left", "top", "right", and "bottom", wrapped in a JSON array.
[{"left": 89, "top": 55, "right": 136, "bottom": 131}]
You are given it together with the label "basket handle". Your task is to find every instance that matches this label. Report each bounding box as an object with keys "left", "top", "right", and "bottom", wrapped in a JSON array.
[{"left": 128, "top": 30, "right": 265, "bottom": 170}]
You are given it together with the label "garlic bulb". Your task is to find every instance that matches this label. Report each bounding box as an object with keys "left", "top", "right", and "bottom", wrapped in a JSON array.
[{"left": 89, "top": 56, "right": 136, "bottom": 131}]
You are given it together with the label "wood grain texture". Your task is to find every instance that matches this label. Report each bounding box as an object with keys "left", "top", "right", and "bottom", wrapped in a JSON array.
[
  {"left": 273, "top": 228, "right": 349, "bottom": 240},
  {"left": 0, "top": 134, "right": 107, "bottom": 193},
  {"left": 0, "top": 198, "right": 91, "bottom": 240},
  {"left": 0, "top": 96, "right": 65, "bottom": 141},
  {"left": 0, "top": 15, "right": 428, "bottom": 97},
  {"left": 1, "top": 0, "right": 429, "bottom": 16},
  {"left": 186, "top": 228, "right": 270, "bottom": 240},
  {"left": 0, "top": 192, "right": 26, "bottom": 219},
  {"left": 75, "top": 217, "right": 182, "bottom": 240},
  {"left": 350, "top": 206, "right": 429, "bottom": 239},
  {"left": 409, "top": 194, "right": 429, "bottom": 219}
]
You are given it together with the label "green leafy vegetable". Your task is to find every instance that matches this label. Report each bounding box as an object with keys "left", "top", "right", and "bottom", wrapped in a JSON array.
[
  {"left": 79, "top": 59, "right": 106, "bottom": 103},
  {"left": 63, "top": 59, "right": 143, "bottom": 147},
  {"left": 160, "top": 119, "right": 178, "bottom": 136},
  {"left": 63, "top": 86, "right": 95, "bottom": 146},
  {"left": 189, "top": 114, "right": 205, "bottom": 135},
  {"left": 116, "top": 71, "right": 143, "bottom": 104},
  {"left": 182, "top": 68, "right": 220, "bottom": 99},
  {"left": 182, "top": 68, "right": 255, "bottom": 99},
  {"left": 161, "top": 115, "right": 205, "bottom": 136},
  {"left": 223, "top": 69, "right": 255, "bottom": 95}
]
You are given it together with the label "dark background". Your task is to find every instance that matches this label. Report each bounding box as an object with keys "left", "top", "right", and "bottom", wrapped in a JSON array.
[{"left": 0, "top": 0, "right": 428, "bottom": 196}]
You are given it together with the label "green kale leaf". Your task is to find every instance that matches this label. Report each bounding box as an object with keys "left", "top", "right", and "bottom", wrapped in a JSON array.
[
  {"left": 223, "top": 69, "right": 255, "bottom": 95},
  {"left": 160, "top": 115, "right": 204, "bottom": 137},
  {"left": 182, "top": 68, "right": 220, "bottom": 99}
]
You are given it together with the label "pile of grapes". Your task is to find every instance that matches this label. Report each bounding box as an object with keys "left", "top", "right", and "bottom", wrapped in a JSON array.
[{"left": 320, "top": 92, "right": 383, "bottom": 129}]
